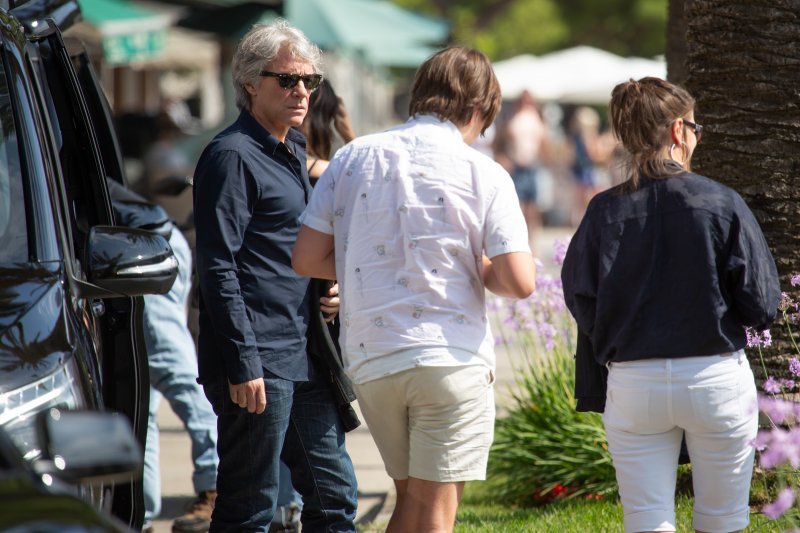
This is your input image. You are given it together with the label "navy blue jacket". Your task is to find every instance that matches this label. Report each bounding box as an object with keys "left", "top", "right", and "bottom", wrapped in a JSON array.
[
  {"left": 562, "top": 170, "right": 781, "bottom": 412},
  {"left": 193, "top": 110, "right": 312, "bottom": 385}
]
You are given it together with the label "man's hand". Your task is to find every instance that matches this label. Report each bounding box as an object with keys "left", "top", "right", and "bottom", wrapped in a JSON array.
[
  {"left": 321, "top": 281, "right": 340, "bottom": 323},
  {"left": 229, "top": 378, "right": 267, "bottom": 414}
]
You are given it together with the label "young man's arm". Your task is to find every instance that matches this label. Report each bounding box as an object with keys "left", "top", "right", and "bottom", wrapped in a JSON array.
[
  {"left": 483, "top": 252, "right": 536, "bottom": 299},
  {"left": 292, "top": 225, "right": 337, "bottom": 280}
]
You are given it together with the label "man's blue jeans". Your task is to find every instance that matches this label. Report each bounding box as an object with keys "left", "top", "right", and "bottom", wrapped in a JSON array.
[
  {"left": 274, "top": 461, "right": 302, "bottom": 528},
  {"left": 143, "top": 228, "right": 218, "bottom": 523},
  {"left": 204, "top": 363, "right": 357, "bottom": 532}
]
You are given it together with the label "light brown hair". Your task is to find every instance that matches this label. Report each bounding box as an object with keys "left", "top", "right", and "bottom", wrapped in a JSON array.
[
  {"left": 409, "top": 46, "right": 501, "bottom": 133},
  {"left": 609, "top": 77, "right": 695, "bottom": 190}
]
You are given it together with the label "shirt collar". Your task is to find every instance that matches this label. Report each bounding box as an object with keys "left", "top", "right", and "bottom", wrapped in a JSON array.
[
  {"left": 408, "top": 114, "right": 463, "bottom": 141},
  {"left": 236, "top": 108, "right": 307, "bottom": 156}
]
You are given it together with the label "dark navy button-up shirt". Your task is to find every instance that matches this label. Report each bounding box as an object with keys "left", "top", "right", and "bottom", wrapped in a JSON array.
[
  {"left": 193, "top": 109, "right": 313, "bottom": 385},
  {"left": 562, "top": 170, "right": 780, "bottom": 367}
]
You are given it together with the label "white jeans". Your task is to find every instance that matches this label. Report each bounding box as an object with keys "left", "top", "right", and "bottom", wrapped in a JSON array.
[{"left": 603, "top": 351, "right": 757, "bottom": 533}]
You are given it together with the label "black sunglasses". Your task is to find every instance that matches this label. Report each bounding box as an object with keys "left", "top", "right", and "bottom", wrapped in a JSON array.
[
  {"left": 259, "top": 71, "right": 323, "bottom": 91},
  {"left": 683, "top": 119, "right": 703, "bottom": 142}
]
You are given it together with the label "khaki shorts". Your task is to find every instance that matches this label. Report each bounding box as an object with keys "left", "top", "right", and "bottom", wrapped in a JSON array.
[{"left": 353, "top": 364, "right": 495, "bottom": 483}]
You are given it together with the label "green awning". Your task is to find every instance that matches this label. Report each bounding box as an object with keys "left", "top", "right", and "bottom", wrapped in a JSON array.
[
  {"left": 364, "top": 44, "right": 439, "bottom": 68},
  {"left": 77, "top": 0, "right": 170, "bottom": 64},
  {"left": 287, "top": 0, "right": 449, "bottom": 67},
  {"left": 178, "top": 4, "right": 278, "bottom": 40}
]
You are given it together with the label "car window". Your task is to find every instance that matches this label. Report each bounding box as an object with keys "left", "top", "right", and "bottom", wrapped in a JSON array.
[
  {"left": 28, "top": 33, "right": 111, "bottom": 246},
  {"left": 0, "top": 60, "right": 26, "bottom": 263}
]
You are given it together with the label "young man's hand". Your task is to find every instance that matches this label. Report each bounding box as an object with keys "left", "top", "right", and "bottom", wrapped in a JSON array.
[{"left": 321, "top": 281, "right": 339, "bottom": 323}]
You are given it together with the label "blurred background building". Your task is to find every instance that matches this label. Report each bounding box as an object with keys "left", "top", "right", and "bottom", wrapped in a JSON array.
[{"left": 63, "top": 0, "right": 668, "bottom": 232}]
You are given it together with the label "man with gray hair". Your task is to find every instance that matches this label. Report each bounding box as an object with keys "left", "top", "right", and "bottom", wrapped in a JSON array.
[{"left": 193, "top": 19, "right": 358, "bottom": 531}]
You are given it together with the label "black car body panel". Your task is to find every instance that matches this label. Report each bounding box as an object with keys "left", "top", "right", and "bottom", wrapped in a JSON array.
[
  {"left": 0, "top": 265, "right": 72, "bottom": 392},
  {"left": 0, "top": 409, "right": 140, "bottom": 532},
  {"left": 0, "top": 0, "right": 178, "bottom": 528}
]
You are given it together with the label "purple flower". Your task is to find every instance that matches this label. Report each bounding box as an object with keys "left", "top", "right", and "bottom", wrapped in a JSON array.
[
  {"left": 780, "top": 292, "right": 795, "bottom": 312},
  {"left": 553, "top": 238, "right": 570, "bottom": 266},
  {"left": 752, "top": 432, "right": 768, "bottom": 451},
  {"left": 763, "top": 487, "right": 795, "bottom": 519},
  {"left": 763, "top": 377, "right": 782, "bottom": 394},
  {"left": 745, "top": 328, "right": 756, "bottom": 347},
  {"left": 757, "top": 426, "right": 800, "bottom": 469},
  {"left": 791, "top": 273, "right": 800, "bottom": 287},
  {"left": 759, "top": 396, "right": 796, "bottom": 425},
  {"left": 535, "top": 321, "right": 557, "bottom": 351},
  {"left": 746, "top": 328, "right": 772, "bottom": 348},
  {"left": 790, "top": 357, "right": 800, "bottom": 377}
]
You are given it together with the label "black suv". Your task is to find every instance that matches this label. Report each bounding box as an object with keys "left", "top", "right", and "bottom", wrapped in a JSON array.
[{"left": 0, "top": 0, "right": 177, "bottom": 529}]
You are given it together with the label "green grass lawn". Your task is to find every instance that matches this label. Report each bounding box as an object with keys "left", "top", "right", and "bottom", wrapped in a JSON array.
[
  {"left": 358, "top": 483, "right": 796, "bottom": 532},
  {"left": 452, "top": 482, "right": 795, "bottom": 532}
]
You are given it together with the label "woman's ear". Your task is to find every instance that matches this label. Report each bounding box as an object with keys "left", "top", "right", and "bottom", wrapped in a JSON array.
[
  {"left": 245, "top": 83, "right": 257, "bottom": 96},
  {"left": 670, "top": 118, "right": 685, "bottom": 145}
]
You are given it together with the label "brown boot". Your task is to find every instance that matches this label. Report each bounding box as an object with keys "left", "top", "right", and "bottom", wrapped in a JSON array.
[{"left": 172, "top": 490, "right": 217, "bottom": 532}]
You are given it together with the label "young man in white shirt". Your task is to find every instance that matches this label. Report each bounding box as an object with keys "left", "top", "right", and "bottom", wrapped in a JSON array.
[{"left": 293, "top": 46, "right": 536, "bottom": 532}]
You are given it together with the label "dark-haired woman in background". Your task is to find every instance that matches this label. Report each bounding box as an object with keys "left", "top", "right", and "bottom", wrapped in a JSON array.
[
  {"left": 299, "top": 79, "right": 356, "bottom": 185},
  {"left": 562, "top": 77, "right": 780, "bottom": 533}
]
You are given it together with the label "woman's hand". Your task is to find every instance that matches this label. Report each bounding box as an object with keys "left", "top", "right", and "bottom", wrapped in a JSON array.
[{"left": 334, "top": 98, "right": 356, "bottom": 143}]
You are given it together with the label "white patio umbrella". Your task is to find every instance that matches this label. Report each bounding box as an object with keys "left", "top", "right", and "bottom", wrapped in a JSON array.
[
  {"left": 492, "top": 54, "right": 552, "bottom": 101},
  {"left": 493, "top": 46, "right": 666, "bottom": 104}
]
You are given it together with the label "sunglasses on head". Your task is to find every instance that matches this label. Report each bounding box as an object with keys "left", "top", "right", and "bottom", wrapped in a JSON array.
[
  {"left": 683, "top": 119, "right": 703, "bottom": 142},
  {"left": 260, "top": 71, "right": 323, "bottom": 91}
]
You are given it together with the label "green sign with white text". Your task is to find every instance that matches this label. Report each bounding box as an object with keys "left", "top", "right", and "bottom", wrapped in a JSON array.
[{"left": 103, "top": 30, "right": 165, "bottom": 64}]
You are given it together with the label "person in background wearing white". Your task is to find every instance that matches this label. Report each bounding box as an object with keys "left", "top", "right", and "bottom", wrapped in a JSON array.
[
  {"left": 292, "top": 46, "right": 536, "bottom": 533},
  {"left": 493, "top": 89, "right": 547, "bottom": 247}
]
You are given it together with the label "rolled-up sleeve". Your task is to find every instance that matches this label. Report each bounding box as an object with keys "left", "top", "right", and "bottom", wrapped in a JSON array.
[
  {"left": 482, "top": 174, "right": 531, "bottom": 258},
  {"left": 193, "top": 149, "right": 263, "bottom": 383}
]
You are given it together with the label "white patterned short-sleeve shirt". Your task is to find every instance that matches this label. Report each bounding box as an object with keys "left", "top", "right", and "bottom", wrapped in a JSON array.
[{"left": 301, "top": 115, "right": 530, "bottom": 384}]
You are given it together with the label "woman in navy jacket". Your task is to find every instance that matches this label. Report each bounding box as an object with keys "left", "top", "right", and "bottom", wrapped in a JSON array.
[{"left": 562, "top": 77, "right": 780, "bottom": 533}]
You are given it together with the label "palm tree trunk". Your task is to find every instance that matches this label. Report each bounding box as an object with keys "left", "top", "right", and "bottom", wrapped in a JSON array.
[
  {"left": 665, "top": 0, "right": 692, "bottom": 86},
  {"left": 681, "top": 0, "right": 800, "bottom": 379}
]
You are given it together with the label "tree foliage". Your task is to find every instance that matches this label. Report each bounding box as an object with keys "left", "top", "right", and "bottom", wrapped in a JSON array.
[{"left": 393, "top": 0, "right": 668, "bottom": 60}]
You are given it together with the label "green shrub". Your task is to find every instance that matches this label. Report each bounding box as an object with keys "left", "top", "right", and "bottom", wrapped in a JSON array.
[{"left": 486, "top": 261, "right": 617, "bottom": 504}]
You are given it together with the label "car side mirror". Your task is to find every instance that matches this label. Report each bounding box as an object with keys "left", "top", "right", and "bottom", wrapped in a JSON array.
[
  {"left": 34, "top": 409, "right": 142, "bottom": 485},
  {"left": 78, "top": 225, "right": 178, "bottom": 299}
]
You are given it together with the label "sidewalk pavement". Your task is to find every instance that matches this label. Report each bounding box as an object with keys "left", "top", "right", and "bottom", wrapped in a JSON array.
[
  {"left": 148, "top": 397, "right": 394, "bottom": 532},
  {"left": 148, "top": 225, "right": 574, "bottom": 532}
]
